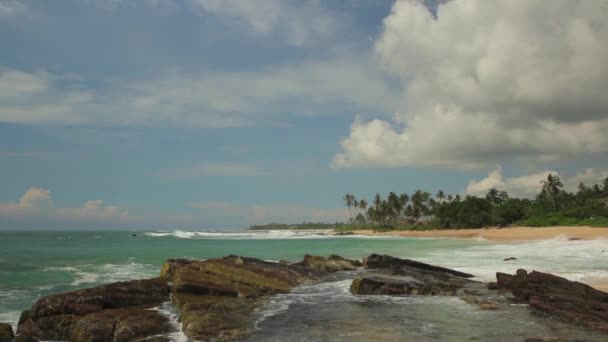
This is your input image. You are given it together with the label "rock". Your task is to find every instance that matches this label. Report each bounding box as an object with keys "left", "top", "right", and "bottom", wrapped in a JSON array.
[
  {"left": 70, "top": 308, "right": 173, "bottom": 342},
  {"left": 161, "top": 255, "right": 327, "bottom": 341},
  {"left": 503, "top": 257, "right": 518, "bottom": 261},
  {"left": 179, "top": 297, "right": 257, "bottom": 341},
  {"left": 363, "top": 254, "right": 475, "bottom": 278},
  {"left": 568, "top": 237, "right": 582, "bottom": 241},
  {"left": 167, "top": 257, "right": 310, "bottom": 298},
  {"left": 0, "top": 323, "right": 14, "bottom": 342},
  {"left": 293, "top": 254, "right": 362, "bottom": 272},
  {"left": 335, "top": 231, "right": 356, "bottom": 236},
  {"left": 14, "top": 335, "right": 39, "bottom": 342},
  {"left": 351, "top": 254, "right": 478, "bottom": 295},
  {"left": 17, "top": 278, "right": 170, "bottom": 341},
  {"left": 494, "top": 269, "right": 608, "bottom": 333}
]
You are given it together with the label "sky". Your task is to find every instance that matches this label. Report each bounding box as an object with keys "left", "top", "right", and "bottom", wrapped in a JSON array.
[{"left": 1, "top": 0, "right": 607, "bottom": 230}]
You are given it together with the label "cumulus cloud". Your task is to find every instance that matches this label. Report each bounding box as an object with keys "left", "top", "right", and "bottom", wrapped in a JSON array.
[
  {"left": 191, "top": 0, "right": 338, "bottom": 46},
  {"left": 333, "top": 0, "right": 608, "bottom": 169},
  {"left": 0, "top": 187, "right": 129, "bottom": 225},
  {"left": 466, "top": 166, "right": 608, "bottom": 198}
]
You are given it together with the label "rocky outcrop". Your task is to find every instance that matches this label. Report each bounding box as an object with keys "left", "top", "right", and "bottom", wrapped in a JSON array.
[
  {"left": 491, "top": 269, "right": 608, "bottom": 333},
  {"left": 292, "top": 254, "right": 362, "bottom": 272},
  {"left": 160, "top": 255, "right": 325, "bottom": 341},
  {"left": 351, "top": 254, "right": 478, "bottom": 295},
  {"left": 363, "top": 254, "right": 474, "bottom": 278},
  {"left": 16, "top": 278, "right": 171, "bottom": 341},
  {"left": 0, "top": 323, "right": 14, "bottom": 342},
  {"left": 16, "top": 255, "right": 336, "bottom": 342}
]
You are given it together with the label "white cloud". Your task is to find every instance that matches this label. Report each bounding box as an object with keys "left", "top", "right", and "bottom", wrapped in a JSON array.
[
  {"left": 0, "top": 55, "right": 397, "bottom": 128},
  {"left": 466, "top": 166, "right": 608, "bottom": 198},
  {"left": 0, "top": 187, "right": 129, "bottom": 224},
  {"left": 334, "top": 0, "right": 608, "bottom": 169},
  {"left": 191, "top": 0, "right": 338, "bottom": 46},
  {"left": 0, "top": 0, "right": 26, "bottom": 17}
]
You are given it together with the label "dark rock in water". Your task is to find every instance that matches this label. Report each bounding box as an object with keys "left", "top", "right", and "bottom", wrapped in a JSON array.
[
  {"left": 335, "top": 231, "right": 356, "bottom": 236},
  {"left": 351, "top": 254, "right": 478, "bottom": 295},
  {"left": 17, "top": 278, "right": 171, "bottom": 341},
  {"left": 0, "top": 323, "right": 14, "bottom": 342},
  {"left": 494, "top": 269, "right": 608, "bottom": 333},
  {"left": 363, "top": 254, "right": 475, "bottom": 278},
  {"left": 568, "top": 237, "right": 582, "bottom": 241},
  {"left": 131, "top": 233, "right": 137, "bottom": 237},
  {"left": 292, "top": 254, "right": 362, "bottom": 272},
  {"left": 503, "top": 257, "right": 518, "bottom": 261}
]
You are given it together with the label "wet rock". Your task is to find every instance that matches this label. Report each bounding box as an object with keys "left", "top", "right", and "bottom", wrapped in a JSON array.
[
  {"left": 293, "top": 254, "right": 362, "bottom": 272},
  {"left": 14, "top": 335, "right": 39, "bottom": 342},
  {"left": 17, "top": 278, "right": 170, "bottom": 341},
  {"left": 0, "top": 323, "right": 14, "bottom": 342},
  {"left": 503, "top": 257, "right": 518, "bottom": 261},
  {"left": 351, "top": 254, "right": 478, "bottom": 295},
  {"left": 494, "top": 269, "right": 608, "bottom": 333},
  {"left": 363, "top": 254, "right": 475, "bottom": 278},
  {"left": 162, "top": 255, "right": 327, "bottom": 341},
  {"left": 166, "top": 256, "right": 314, "bottom": 298},
  {"left": 70, "top": 308, "right": 173, "bottom": 342}
]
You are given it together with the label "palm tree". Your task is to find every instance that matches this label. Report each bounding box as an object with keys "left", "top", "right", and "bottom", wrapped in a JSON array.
[
  {"left": 436, "top": 190, "right": 445, "bottom": 203},
  {"left": 343, "top": 193, "right": 355, "bottom": 222},
  {"left": 358, "top": 199, "right": 368, "bottom": 222},
  {"left": 540, "top": 174, "right": 564, "bottom": 211}
]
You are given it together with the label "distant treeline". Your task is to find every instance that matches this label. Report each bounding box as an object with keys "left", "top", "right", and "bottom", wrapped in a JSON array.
[
  {"left": 249, "top": 222, "right": 342, "bottom": 230},
  {"left": 341, "top": 174, "right": 608, "bottom": 231}
]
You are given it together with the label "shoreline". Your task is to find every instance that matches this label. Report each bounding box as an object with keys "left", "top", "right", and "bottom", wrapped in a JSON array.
[
  {"left": 349, "top": 226, "right": 608, "bottom": 292},
  {"left": 348, "top": 226, "right": 608, "bottom": 242}
]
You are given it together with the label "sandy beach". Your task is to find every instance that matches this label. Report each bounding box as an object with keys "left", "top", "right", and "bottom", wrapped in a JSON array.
[{"left": 351, "top": 226, "right": 608, "bottom": 242}]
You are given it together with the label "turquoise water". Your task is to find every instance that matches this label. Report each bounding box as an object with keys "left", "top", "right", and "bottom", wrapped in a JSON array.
[
  {"left": 0, "top": 230, "right": 478, "bottom": 326},
  {"left": 1, "top": 230, "right": 608, "bottom": 341}
]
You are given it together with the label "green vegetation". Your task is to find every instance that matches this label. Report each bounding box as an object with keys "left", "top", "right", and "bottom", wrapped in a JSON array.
[
  {"left": 341, "top": 174, "right": 608, "bottom": 231},
  {"left": 249, "top": 222, "right": 342, "bottom": 230}
]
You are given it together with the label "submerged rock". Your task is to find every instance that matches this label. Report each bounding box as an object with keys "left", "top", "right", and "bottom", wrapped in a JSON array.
[
  {"left": 493, "top": 269, "right": 608, "bottom": 333},
  {"left": 293, "top": 254, "right": 362, "bottom": 272},
  {"left": 503, "top": 257, "right": 518, "bottom": 261},
  {"left": 0, "top": 323, "right": 14, "bottom": 342}
]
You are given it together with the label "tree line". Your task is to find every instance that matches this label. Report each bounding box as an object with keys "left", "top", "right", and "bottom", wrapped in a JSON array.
[{"left": 343, "top": 174, "right": 608, "bottom": 230}]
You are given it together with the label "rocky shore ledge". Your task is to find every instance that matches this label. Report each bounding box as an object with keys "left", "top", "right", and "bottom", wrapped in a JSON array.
[{"left": 2, "top": 254, "right": 607, "bottom": 341}]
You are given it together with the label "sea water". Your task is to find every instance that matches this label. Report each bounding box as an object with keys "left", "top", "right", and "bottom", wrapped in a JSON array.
[{"left": 1, "top": 230, "right": 607, "bottom": 341}]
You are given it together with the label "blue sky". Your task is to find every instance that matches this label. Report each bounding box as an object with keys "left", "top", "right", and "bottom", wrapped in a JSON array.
[{"left": 1, "top": 0, "right": 607, "bottom": 229}]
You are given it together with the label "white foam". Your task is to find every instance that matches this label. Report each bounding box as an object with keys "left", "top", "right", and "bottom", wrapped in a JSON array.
[
  {"left": 143, "top": 229, "right": 401, "bottom": 240},
  {"left": 417, "top": 236, "right": 608, "bottom": 284},
  {"left": 253, "top": 279, "right": 463, "bottom": 328},
  {"left": 42, "top": 262, "right": 158, "bottom": 286},
  {"left": 147, "top": 301, "right": 188, "bottom": 342},
  {"left": 0, "top": 310, "right": 20, "bottom": 332}
]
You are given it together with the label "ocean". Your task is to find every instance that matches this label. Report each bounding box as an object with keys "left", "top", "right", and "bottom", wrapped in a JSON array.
[{"left": 1, "top": 230, "right": 607, "bottom": 341}]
